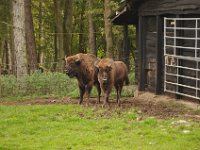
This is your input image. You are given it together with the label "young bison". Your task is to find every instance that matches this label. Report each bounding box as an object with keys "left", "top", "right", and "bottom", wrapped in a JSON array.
[
  {"left": 96, "top": 58, "right": 129, "bottom": 107},
  {"left": 64, "top": 53, "right": 101, "bottom": 105}
]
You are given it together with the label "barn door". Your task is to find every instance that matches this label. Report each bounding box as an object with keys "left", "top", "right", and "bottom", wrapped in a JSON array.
[
  {"left": 164, "top": 18, "right": 200, "bottom": 100},
  {"left": 144, "top": 16, "right": 157, "bottom": 92}
]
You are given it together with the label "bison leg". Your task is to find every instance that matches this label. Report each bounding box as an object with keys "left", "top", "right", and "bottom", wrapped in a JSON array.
[
  {"left": 118, "top": 84, "right": 123, "bottom": 106},
  {"left": 85, "top": 84, "right": 93, "bottom": 106},
  {"left": 115, "top": 84, "right": 123, "bottom": 106},
  {"left": 115, "top": 85, "right": 120, "bottom": 106},
  {"left": 95, "top": 82, "right": 101, "bottom": 104},
  {"left": 102, "top": 89, "right": 111, "bottom": 108},
  {"left": 79, "top": 85, "right": 85, "bottom": 105}
]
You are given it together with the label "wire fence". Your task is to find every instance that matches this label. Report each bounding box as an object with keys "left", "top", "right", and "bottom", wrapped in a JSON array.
[
  {"left": 0, "top": 21, "right": 102, "bottom": 35},
  {"left": 0, "top": 54, "right": 136, "bottom": 74},
  {"left": 0, "top": 61, "right": 64, "bottom": 75}
]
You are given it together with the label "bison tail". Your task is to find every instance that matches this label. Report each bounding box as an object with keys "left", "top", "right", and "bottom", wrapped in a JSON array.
[{"left": 125, "top": 76, "right": 129, "bottom": 85}]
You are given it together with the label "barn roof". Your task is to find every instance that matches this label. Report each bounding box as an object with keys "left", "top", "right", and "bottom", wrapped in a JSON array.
[
  {"left": 111, "top": 0, "right": 200, "bottom": 25},
  {"left": 110, "top": 0, "right": 140, "bottom": 25}
]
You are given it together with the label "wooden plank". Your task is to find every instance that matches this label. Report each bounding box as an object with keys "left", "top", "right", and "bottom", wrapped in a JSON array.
[
  {"left": 155, "top": 15, "right": 163, "bottom": 94},
  {"left": 138, "top": 16, "right": 146, "bottom": 91},
  {"left": 135, "top": 22, "right": 139, "bottom": 84}
]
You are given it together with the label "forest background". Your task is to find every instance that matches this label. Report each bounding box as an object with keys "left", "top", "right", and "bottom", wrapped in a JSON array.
[{"left": 0, "top": 0, "right": 136, "bottom": 77}]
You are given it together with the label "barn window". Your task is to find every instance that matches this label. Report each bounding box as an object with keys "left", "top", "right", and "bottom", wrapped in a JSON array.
[{"left": 164, "top": 18, "right": 200, "bottom": 100}]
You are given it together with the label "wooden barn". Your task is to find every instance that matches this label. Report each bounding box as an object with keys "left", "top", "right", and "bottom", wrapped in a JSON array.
[{"left": 110, "top": 0, "right": 200, "bottom": 100}]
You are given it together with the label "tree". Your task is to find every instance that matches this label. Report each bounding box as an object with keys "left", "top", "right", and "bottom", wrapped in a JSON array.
[
  {"left": 12, "top": 0, "right": 28, "bottom": 78},
  {"left": 53, "top": 0, "right": 64, "bottom": 70},
  {"left": 63, "top": 0, "right": 73, "bottom": 56},
  {"left": 1, "top": 0, "right": 135, "bottom": 74},
  {"left": 78, "top": 0, "right": 86, "bottom": 53},
  {"left": 25, "top": 0, "right": 37, "bottom": 72},
  {"left": 38, "top": 1, "right": 45, "bottom": 66},
  {"left": 0, "top": 0, "right": 13, "bottom": 74},
  {"left": 88, "top": 0, "right": 96, "bottom": 56},
  {"left": 104, "top": 0, "right": 114, "bottom": 58}
]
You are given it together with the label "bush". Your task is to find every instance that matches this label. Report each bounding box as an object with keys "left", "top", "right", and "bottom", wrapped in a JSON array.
[
  {"left": 0, "top": 71, "right": 135, "bottom": 101},
  {"left": 0, "top": 71, "right": 77, "bottom": 100}
]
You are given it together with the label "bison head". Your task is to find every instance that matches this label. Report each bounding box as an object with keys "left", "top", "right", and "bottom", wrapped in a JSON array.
[
  {"left": 96, "top": 59, "right": 112, "bottom": 84},
  {"left": 64, "top": 55, "right": 81, "bottom": 78}
]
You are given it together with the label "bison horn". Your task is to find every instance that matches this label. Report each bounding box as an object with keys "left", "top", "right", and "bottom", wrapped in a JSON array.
[
  {"left": 95, "top": 64, "right": 99, "bottom": 68},
  {"left": 75, "top": 59, "right": 81, "bottom": 65},
  {"left": 64, "top": 55, "right": 68, "bottom": 61}
]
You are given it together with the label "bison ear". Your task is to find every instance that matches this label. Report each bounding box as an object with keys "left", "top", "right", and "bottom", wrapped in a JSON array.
[
  {"left": 94, "top": 63, "right": 100, "bottom": 72},
  {"left": 107, "top": 64, "right": 112, "bottom": 72},
  {"left": 75, "top": 59, "right": 81, "bottom": 66},
  {"left": 94, "top": 60, "right": 99, "bottom": 67}
]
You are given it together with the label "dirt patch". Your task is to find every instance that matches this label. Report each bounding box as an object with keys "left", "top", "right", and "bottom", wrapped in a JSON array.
[
  {"left": 0, "top": 98, "right": 75, "bottom": 106},
  {"left": 132, "top": 92, "right": 200, "bottom": 121},
  {"left": 0, "top": 92, "right": 200, "bottom": 122}
]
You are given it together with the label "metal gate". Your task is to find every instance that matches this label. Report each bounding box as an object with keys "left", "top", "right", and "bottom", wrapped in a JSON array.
[{"left": 164, "top": 18, "right": 200, "bottom": 100}]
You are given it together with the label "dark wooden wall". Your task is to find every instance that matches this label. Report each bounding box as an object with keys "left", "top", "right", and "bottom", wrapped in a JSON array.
[
  {"left": 139, "top": 16, "right": 165, "bottom": 93},
  {"left": 145, "top": 16, "right": 157, "bottom": 92},
  {"left": 137, "top": 15, "right": 164, "bottom": 93}
]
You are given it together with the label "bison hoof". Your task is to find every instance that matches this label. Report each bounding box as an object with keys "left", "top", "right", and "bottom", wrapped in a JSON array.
[
  {"left": 102, "top": 103, "right": 110, "bottom": 109},
  {"left": 96, "top": 101, "right": 100, "bottom": 104}
]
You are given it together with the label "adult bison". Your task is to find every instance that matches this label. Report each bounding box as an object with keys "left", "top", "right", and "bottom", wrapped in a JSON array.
[
  {"left": 95, "top": 58, "right": 129, "bottom": 107},
  {"left": 64, "top": 53, "right": 101, "bottom": 105}
]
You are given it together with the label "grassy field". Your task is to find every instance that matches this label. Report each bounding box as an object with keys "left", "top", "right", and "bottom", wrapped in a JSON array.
[{"left": 0, "top": 104, "right": 200, "bottom": 150}]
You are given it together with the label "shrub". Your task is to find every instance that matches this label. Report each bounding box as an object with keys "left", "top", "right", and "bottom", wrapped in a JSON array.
[
  {"left": 0, "top": 71, "right": 135, "bottom": 101},
  {"left": 0, "top": 72, "right": 76, "bottom": 100}
]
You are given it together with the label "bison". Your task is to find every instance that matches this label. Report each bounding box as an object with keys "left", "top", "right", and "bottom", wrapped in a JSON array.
[
  {"left": 95, "top": 58, "right": 129, "bottom": 107},
  {"left": 64, "top": 53, "right": 101, "bottom": 105}
]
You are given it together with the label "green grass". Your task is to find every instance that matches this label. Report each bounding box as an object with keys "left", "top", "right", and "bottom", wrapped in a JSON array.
[{"left": 0, "top": 105, "right": 200, "bottom": 150}]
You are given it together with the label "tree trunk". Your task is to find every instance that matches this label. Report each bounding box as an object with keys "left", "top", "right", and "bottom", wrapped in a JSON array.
[
  {"left": 54, "top": 0, "right": 64, "bottom": 70},
  {"left": 0, "top": 39, "right": 3, "bottom": 75},
  {"left": 4, "top": 40, "right": 12, "bottom": 73},
  {"left": 104, "top": 0, "right": 114, "bottom": 58},
  {"left": 24, "top": 0, "right": 37, "bottom": 72},
  {"left": 10, "top": 0, "right": 15, "bottom": 75},
  {"left": 38, "top": 1, "right": 44, "bottom": 66},
  {"left": 12, "top": 0, "right": 27, "bottom": 78},
  {"left": 10, "top": 24, "right": 15, "bottom": 75},
  {"left": 116, "top": 38, "right": 123, "bottom": 61},
  {"left": 79, "top": 0, "right": 86, "bottom": 53},
  {"left": 53, "top": 30, "right": 58, "bottom": 70},
  {"left": 123, "top": 25, "right": 130, "bottom": 71},
  {"left": 88, "top": 0, "right": 96, "bottom": 56},
  {"left": 63, "top": 0, "right": 73, "bottom": 56}
]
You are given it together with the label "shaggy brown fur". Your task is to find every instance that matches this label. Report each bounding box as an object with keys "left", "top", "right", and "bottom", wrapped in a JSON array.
[
  {"left": 64, "top": 53, "right": 101, "bottom": 105},
  {"left": 96, "top": 58, "right": 129, "bottom": 107}
]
